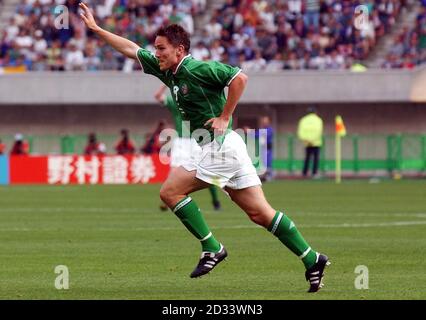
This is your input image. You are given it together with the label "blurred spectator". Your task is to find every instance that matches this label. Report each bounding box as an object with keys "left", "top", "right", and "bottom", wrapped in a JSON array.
[
  {"left": 33, "top": 30, "right": 47, "bottom": 55},
  {"left": 192, "top": 0, "right": 206, "bottom": 13},
  {"left": 209, "top": 39, "right": 225, "bottom": 61},
  {"left": 304, "top": 0, "right": 320, "bottom": 32},
  {"left": 65, "top": 40, "right": 85, "bottom": 71},
  {"left": 326, "top": 50, "right": 345, "bottom": 69},
  {"left": 0, "top": 0, "right": 416, "bottom": 71},
  {"left": 10, "top": 133, "right": 29, "bottom": 155},
  {"left": 115, "top": 129, "right": 135, "bottom": 155},
  {"left": 310, "top": 49, "right": 327, "bottom": 69},
  {"left": 265, "top": 52, "right": 285, "bottom": 71},
  {"left": 69, "top": 29, "right": 86, "bottom": 52},
  {"left": 100, "top": 50, "right": 120, "bottom": 70},
  {"left": 5, "top": 17, "right": 19, "bottom": 42},
  {"left": 46, "top": 39, "right": 64, "bottom": 71},
  {"left": 84, "top": 46, "right": 101, "bottom": 71},
  {"left": 204, "top": 17, "right": 223, "bottom": 40},
  {"left": 32, "top": 53, "right": 47, "bottom": 71},
  {"left": 258, "top": 115, "right": 274, "bottom": 182},
  {"left": 14, "top": 28, "right": 33, "bottom": 59},
  {"left": 401, "top": 53, "right": 416, "bottom": 69},
  {"left": 84, "top": 132, "right": 106, "bottom": 155},
  {"left": 141, "top": 121, "right": 166, "bottom": 155},
  {"left": 192, "top": 41, "right": 210, "bottom": 61},
  {"left": 240, "top": 50, "right": 266, "bottom": 71}
]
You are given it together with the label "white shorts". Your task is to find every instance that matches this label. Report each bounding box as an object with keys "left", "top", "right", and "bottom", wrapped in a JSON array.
[
  {"left": 170, "top": 137, "right": 201, "bottom": 168},
  {"left": 182, "top": 130, "right": 262, "bottom": 190}
]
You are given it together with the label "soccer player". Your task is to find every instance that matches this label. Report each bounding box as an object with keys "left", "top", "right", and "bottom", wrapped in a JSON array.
[
  {"left": 154, "top": 85, "right": 222, "bottom": 211},
  {"left": 80, "top": 3, "right": 330, "bottom": 292}
]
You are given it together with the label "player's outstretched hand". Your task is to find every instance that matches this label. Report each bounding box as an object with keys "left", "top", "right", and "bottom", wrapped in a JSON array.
[{"left": 79, "top": 2, "right": 98, "bottom": 31}]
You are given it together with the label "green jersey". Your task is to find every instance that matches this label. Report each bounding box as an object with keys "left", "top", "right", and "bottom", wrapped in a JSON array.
[
  {"left": 137, "top": 48, "right": 241, "bottom": 144},
  {"left": 163, "top": 94, "right": 185, "bottom": 138}
]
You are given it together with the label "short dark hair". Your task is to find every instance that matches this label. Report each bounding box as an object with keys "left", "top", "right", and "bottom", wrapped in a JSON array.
[{"left": 156, "top": 24, "right": 190, "bottom": 53}]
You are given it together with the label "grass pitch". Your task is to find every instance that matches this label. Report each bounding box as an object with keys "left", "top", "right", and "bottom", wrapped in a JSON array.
[{"left": 0, "top": 180, "right": 425, "bottom": 300}]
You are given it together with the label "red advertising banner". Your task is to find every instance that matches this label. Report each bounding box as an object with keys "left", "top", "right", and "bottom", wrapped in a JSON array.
[
  {"left": 9, "top": 155, "right": 170, "bottom": 185},
  {"left": 10, "top": 156, "right": 48, "bottom": 184}
]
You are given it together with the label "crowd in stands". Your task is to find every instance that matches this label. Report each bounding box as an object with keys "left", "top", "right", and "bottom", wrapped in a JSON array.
[
  {"left": 202, "top": 0, "right": 410, "bottom": 71},
  {"left": 0, "top": 0, "right": 206, "bottom": 71},
  {"left": 382, "top": 1, "right": 426, "bottom": 69},
  {"left": 0, "top": 0, "right": 424, "bottom": 71}
]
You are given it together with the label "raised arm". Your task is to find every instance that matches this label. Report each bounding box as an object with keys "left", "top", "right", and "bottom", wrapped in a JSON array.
[{"left": 79, "top": 2, "right": 139, "bottom": 59}]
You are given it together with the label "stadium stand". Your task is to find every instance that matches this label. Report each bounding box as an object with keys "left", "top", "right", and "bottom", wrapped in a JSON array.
[
  {"left": 0, "top": 0, "right": 206, "bottom": 71},
  {"left": 381, "top": 1, "right": 426, "bottom": 68},
  {"left": 0, "top": 0, "right": 424, "bottom": 72}
]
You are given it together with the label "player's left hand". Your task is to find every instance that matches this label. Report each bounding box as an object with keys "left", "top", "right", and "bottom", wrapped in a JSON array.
[{"left": 204, "top": 116, "right": 229, "bottom": 135}]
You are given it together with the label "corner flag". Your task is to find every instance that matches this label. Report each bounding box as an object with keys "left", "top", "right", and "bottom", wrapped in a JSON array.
[
  {"left": 335, "top": 115, "right": 346, "bottom": 184},
  {"left": 335, "top": 115, "right": 346, "bottom": 137}
]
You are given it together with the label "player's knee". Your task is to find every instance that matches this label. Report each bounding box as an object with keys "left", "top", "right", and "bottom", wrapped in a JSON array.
[
  {"left": 246, "top": 209, "right": 269, "bottom": 227},
  {"left": 159, "top": 185, "right": 173, "bottom": 205}
]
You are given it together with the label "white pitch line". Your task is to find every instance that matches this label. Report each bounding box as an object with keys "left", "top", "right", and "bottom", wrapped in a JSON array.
[
  {"left": 132, "top": 220, "right": 426, "bottom": 230},
  {"left": 302, "top": 220, "right": 426, "bottom": 228},
  {"left": 0, "top": 220, "right": 426, "bottom": 232},
  {"left": 0, "top": 208, "right": 143, "bottom": 213},
  {"left": 0, "top": 208, "right": 425, "bottom": 217}
]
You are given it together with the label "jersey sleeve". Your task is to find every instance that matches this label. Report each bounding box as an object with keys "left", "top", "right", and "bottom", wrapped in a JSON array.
[
  {"left": 136, "top": 48, "right": 164, "bottom": 79},
  {"left": 193, "top": 61, "right": 242, "bottom": 88}
]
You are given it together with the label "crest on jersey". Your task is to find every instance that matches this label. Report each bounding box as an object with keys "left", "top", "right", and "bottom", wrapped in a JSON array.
[{"left": 181, "top": 83, "right": 189, "bottom": 95}]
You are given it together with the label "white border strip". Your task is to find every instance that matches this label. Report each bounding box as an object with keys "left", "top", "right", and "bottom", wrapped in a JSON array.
[
  {"left": 135, "top": 48, "right": 144, "bottom": 72},
  {"left": 200, "top": 232, "right": 212, "bottom": 242},
  {"left": 271, "top": 212, "right": 283, "bottom": 235},
  {"left": 227, "top": 69, "right": 242, "bottom": 86},
  {"left": 299, "top": 247, "right": 311, "bottom": 259},
  {"left": 173, "top": 197, "right": 192, "bottom": 213}
]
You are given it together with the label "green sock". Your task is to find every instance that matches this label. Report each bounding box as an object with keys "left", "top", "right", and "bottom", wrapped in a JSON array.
[
  {"left": 268, "top": 211, "right": 318, "bottom": 269},
  {"left": 208, "top": 186, "right": 219, "bottom": 204},
  {"left": 173, "top": 196, "right": 221, "bottom": 253}
]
